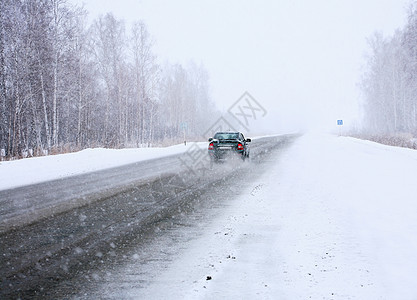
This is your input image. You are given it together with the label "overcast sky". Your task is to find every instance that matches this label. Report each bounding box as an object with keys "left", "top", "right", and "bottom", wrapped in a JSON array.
[{"left": 71, "top": 0, "right": 410, "bottom": 134}]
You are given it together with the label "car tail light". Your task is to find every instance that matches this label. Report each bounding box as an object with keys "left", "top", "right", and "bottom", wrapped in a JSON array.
[
  {"left": 208, "top": 142, "right": 214, "bottom": 150},
  {"left": 237, "top": 143, "right": 244, "bottom": 150}
]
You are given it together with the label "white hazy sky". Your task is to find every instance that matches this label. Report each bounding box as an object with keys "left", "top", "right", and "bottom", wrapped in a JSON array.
[{"left": 71, "top": 0, "right": 410, "bottom": 134}]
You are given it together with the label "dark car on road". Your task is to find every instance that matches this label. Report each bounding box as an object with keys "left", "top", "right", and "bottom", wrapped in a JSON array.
[{"left": 208, "top": 131, "right": 251, "bottom": 162}]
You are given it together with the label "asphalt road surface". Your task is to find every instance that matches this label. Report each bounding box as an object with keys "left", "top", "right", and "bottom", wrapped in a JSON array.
[{"left": 0, "top": 134, "right": 298, "bottom": 299}]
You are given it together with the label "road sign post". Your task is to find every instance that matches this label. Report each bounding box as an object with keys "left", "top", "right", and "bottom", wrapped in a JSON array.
[
  {"left": 337, "top": 120, "right": 343, "bottom": 136},
  {"left": 180, "top": 122, "right": 187, "bottom": 145}
]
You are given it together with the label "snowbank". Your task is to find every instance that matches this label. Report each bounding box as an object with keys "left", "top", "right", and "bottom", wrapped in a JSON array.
[{"left": 0, "top": 143, "right": 203, "bottom": 191}]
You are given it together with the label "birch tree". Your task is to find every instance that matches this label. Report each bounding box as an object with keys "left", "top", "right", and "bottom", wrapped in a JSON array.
[
  {"left": 361, "top": 2, "right": 417, "bottom": 135},
  {"left": 0, "top": 1, "right": 216, "bottom": 158},
  {"left": 0, "top": 0, "right": 8, "bottom": 156},
  {"left": 90, "top": 13, "right": 126, "bottom": 147},
  {"left": 131, "top": 21, "right": 159, "bottom": 146}
]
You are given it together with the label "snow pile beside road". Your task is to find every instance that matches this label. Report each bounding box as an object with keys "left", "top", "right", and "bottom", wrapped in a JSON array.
[
  {"left": 135, "top": 133, "right": 417, "bottom": 299},
  {"left": 0, "top": 143, "right": 203, "bottom": 191}
]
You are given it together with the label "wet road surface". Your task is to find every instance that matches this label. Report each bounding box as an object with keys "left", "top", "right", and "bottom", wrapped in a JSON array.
[{"left": 0, "top": 135, "right": 298, "bottom": 299}]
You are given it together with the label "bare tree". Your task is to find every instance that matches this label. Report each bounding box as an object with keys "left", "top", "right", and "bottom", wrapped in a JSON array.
[
  {"left": 0, "top": 0, "right": 8, "bottom": 157},
  {"left": 360, "top": 2, "right": 417, "bottom": 136},
  {"left": 1, "top": 1, "right": 216, "bottom": 158},
  {"left": 90, "top": 13, "right": 127, "bottom": 147},
  {"left": 131, "top": 21, "right": 159, "bottom": 146}
]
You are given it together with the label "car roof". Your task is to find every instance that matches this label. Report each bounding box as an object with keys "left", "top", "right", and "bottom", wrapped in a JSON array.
[{"left": 215, "top": 131, "right": 240, "bottom": 134}]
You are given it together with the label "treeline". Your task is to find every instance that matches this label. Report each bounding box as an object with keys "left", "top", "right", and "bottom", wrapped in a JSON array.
[
  {"left": 0, "top": 0, "right": 216, "bottom": 159},
  {"left": 360, "top": 1, "right": 417, "bottom": 135}
]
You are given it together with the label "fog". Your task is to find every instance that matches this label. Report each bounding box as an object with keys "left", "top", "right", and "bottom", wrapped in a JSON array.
[{"left": 72, "top": 0, "right": 408, "bottom": 134}]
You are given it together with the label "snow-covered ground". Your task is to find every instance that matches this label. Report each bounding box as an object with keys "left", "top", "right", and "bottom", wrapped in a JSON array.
[
  {"left": 130, "top": 133, "right": 417, "bottom": 299},
  {"left": 0, "top": 143, "right": 204, "bottom": 191}
]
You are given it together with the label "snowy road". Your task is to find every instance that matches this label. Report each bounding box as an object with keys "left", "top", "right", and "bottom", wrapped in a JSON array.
[
  {"left": 0, "top": 135, "right": 296, "bottom": 298},
  {"left": 2, "top": 133, "right": 417, "bottom": 299},
  {"left": 70, "top": 133, "right": 417, "bottom": 299}
]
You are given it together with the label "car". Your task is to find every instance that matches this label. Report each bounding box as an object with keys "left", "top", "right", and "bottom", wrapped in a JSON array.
[{"left": 208, "top": 131, "right": 251, "bottom": 162}]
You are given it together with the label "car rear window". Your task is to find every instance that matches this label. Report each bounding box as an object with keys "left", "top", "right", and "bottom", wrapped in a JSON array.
[{"left": 214, "top": 133, "right": 239, "bottom": 140}]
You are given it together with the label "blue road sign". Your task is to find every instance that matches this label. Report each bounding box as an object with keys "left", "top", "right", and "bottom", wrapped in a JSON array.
[{"left": 337, "top": 120, "right": 343, "bottom": 126}]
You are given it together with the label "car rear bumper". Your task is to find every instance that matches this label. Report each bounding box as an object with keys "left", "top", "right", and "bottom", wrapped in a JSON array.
[{"left": 208, "top": 149, "right": 245, "bottom": 160}]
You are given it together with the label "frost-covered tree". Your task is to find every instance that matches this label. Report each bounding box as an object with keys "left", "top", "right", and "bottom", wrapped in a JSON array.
[
  {"left": 403, "top": 1, "right": 417, "bottom": 131},
  {"left": 360, "top": 1, "right": 417, "bottom": 136},
  {"left": 0, "top": 1, "right": 216, "bottom": 159},
  {"left": 131, "top": 21, "right": 159, "bottom": 146},
  {"left": 0, "top": 0, "right": 7, "bottom": 156},
  {"left": 90, "top": 13, "right": 128, "bottom": 147},
  {"left": 158, "top": 62, "right": 216, "bottom": 141}
]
